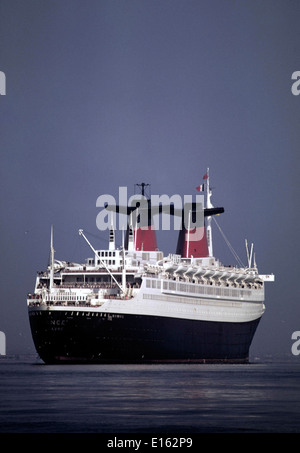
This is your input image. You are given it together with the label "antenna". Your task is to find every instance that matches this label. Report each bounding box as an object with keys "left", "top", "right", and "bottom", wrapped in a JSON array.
[
  {"left": 245, "top": 239, "right": 254, "bottom": 268},
  {"left": 253, "top": 252, "right": 257, "bottom": 270},
  {"left": 249, "top": 243, "right": 254, "bottom": 269}
]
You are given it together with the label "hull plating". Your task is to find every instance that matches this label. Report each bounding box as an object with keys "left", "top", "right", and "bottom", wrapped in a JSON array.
[{"left": 29, "top": 309, "right": 260, "bottom": 364}]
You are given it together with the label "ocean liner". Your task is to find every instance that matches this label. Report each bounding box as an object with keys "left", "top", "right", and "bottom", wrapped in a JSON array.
[{"left": 27, "top": 171, "right": 274, "bottom": 364}]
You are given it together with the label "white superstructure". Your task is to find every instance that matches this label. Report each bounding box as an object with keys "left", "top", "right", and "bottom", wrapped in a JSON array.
[{"left": 28, "top": 228, "right": 273, "bottom": 325}]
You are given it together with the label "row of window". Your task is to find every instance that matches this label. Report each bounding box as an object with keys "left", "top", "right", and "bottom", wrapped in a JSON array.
[
  {"left": 45, "top": 294, "right": 86, "bottom": 301},
  {"left": 87, "top": 258, "right": 121, "bottom": 265},
  {"left": 97, "top": 259, "right": 116, "bottom": 265},
  {"left": 98, "top": 251, "right": 117, "bottom": 257},
  {"left": 145, "top": 278, "right": 254, "bottom": 299},
  {"left": 87, "top": 251, "right": 116, "bottom": 266}
]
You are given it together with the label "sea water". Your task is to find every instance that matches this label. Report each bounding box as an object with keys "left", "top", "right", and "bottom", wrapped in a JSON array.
[{"left": 0, "top": 356, "right": 300, "bottom": 433}]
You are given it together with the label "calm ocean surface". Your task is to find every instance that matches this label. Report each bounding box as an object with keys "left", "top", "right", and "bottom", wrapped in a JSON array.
[{"left": 0, "top": 356, "right": 300, "bottom": 434}]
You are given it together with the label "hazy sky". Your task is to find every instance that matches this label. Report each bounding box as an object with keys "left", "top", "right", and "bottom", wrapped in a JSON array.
[{"left": 0, "top": 0, "right": 299, "bottom": 357}]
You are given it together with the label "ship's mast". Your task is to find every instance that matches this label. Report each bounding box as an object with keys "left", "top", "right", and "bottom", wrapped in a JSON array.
[
  {"left": 128, "top": 212, "right": 135, "bottom": 252},
  {"left": 135, "top": 182, "right": 150, "bottom": 198},
  {"left": 186, "top": 209, "right": 191, "bottom": 258},
  {"left": 205, "top": 168, "right": 214, "bottom": 257},
  {"left": 49, "top": 225, "right": 54, "bottom": 291},
  {"left": 122, "top": 229, "right": 127, "bottom": 292},
  {"left": 109, "top": 213, "right": 115, "bottom": 251}
]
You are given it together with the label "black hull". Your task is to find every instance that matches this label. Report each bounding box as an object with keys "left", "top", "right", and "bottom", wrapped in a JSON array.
[{"left": 29, "top": 310, "right": 260, "bottom": 364}]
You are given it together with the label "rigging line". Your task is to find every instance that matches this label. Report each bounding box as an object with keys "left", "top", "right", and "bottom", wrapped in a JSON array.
[
  {"left": 212, "top": 216, "right": 245, "bottom": 268},
  {"left": 81, "top": 230, "right": 109, "bottom": 245}
]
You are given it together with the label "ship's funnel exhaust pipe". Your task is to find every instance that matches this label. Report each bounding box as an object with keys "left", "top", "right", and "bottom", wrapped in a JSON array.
[
  {"left": 176, "top": 226, "right": 209, "bottom": 258},
  {"left": 104, "top": 178, "right": 224, "bottom": 255}
]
